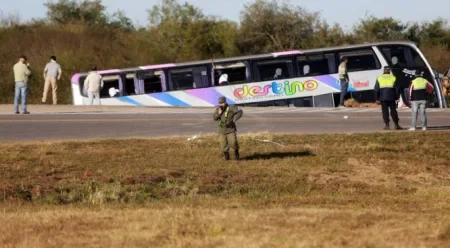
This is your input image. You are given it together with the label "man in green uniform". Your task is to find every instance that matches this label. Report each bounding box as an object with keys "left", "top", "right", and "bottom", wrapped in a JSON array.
[{"left": 213, "top": 96, "right": 243, "bottom": 160}]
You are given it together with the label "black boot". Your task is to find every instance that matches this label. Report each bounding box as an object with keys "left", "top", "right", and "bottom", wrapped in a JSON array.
[
  {"left": 234, "top": 149, "right": 240, "bottom": 161},
  {"left": 224, "top": 152, "right": 230, "bottom": 161},
  {"left": 383, "top": 122, "right": 390, "bottom": 130},
  {"left": 394, "top": 121, "right": 403, "bottom": 130}
]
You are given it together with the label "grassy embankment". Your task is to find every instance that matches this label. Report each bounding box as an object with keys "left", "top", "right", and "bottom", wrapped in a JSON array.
[{"left": 1, "top": 132, "right": 450, "bottom": 247}]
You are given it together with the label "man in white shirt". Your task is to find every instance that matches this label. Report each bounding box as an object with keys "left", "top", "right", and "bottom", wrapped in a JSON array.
[
  {"left": 83, "top": 66, "right": 104, "bottom": 105},
  {"left": 42, "top": 56, "right": 62, "bottom": 105}
]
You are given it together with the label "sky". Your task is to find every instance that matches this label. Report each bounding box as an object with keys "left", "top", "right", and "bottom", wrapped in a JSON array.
[{"left": 0, "top": 0, "right": 449, "bottom": 31}]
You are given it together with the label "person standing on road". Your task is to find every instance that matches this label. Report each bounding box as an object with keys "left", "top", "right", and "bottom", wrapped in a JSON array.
[
  {"left": 42, "top": 55, "right": 62, "bottom": 105},
  {"left": 13, "top": 55, "right": 32, "bottom": 114},
  {"left": 213, "top": 96, "right": 243, "bottom": 161},
  {"left": 375, "top": 66, "right": 403, "bottom": 130},
  {"left": 83, "top": 65, "right": 104, "bottom": 105},
  {"left": 408, "top": 70, "right": 434, "bottom": 131},
  {"left": 338, "top": 56, "right": 349, "bottom": 107}
]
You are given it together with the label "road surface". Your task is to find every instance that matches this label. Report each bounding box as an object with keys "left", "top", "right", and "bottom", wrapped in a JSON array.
[{"left": 0, "top": 105, "right": 449, "bottom": 141}]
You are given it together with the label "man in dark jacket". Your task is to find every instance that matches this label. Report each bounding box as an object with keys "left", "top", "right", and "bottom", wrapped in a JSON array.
[
  {"left": 374, "top": 66, "right": 403, "bottom": 130},
  {"left": 213, "top": 96, "right": 243, "bottom": 160}
]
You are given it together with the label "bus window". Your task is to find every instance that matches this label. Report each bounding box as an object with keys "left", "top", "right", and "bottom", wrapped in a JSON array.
[
  {"left": 135, "top": 70, "right": 165, "bottom": 94},
  {"left": 124, "top": 73, "right": 136, "bottom": 95},
  {"left": 297, "top": 53, "right": 336, "bottom": 76},
  {"left": 144, "top": 70, "right": 163, "bottom": 93},
  {"left": 253, "top": 59, "right": 294, "bottom": 81},
  {"left": 99, "top": 75, "right": 121, "bottom": 98},
  {"left": 378, "top": 45, "right": 426, "bottom": 68},
  {"left": 339, "top": 48, "right": 381, "bottom": 72},
  {"left": 170, "top": 66, "right": 210, "bottom": 91},
  {"left": 214, "top": 62, "right": 247, "bottom": 85}
]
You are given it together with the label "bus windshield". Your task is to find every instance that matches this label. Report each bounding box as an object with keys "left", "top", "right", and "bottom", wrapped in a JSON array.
[{"left": 378, "top": 45, "right": 426, "bottom": 68}]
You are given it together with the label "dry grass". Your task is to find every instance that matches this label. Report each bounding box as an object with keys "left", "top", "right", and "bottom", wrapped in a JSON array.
[{"left": 1, "top": 132, "right": 450, "bottom": 247}]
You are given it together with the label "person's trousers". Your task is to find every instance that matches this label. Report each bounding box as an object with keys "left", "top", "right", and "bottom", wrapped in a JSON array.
[
  {"left": 14, "top": 82, "right": 27, "bottom": 113},
  {"left": 42, "top": 77, "right": 58, "bottom": 104},
  {"left": 339, "top": 80, "right": 348, "bottom": 106},
  {"left": 219, "top": 132, "right": 239, "bottom": 153},
  {"left": 411, "top": 100, "right": 427, "bottom": 128},
  {"left": 381, "top": 101, "right": 399, "bottom": 123},
  {"left": 88, "top": 91, "right": 101, "bottom": 105}
]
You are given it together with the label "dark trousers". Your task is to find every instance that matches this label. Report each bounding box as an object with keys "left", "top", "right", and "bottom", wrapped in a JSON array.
[
  {"left": 339, "top": 80, "right": 348, "bottom": 106},
  {"left": 381, "top": 101, "right": 399, "bottom": 123}
]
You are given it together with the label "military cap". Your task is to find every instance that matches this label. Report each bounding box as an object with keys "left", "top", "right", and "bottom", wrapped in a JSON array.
[{"left": 218, "top": 96, "right": 226, "bottom": 103}]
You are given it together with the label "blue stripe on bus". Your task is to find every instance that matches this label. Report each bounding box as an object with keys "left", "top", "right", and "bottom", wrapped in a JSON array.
[
  {"left": 313, "top": 75, "right": 341, "bottom": 90},
  {"left": 118, "top": 96, "right": 144, "bottom": 106},
  {"left": 150, "top": 93, "right": 191, "bottom": 107}
]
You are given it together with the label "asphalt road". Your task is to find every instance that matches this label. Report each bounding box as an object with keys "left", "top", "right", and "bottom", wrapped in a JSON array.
[{"left": 0, "top": 106, "right": 449, "bottom": 141}]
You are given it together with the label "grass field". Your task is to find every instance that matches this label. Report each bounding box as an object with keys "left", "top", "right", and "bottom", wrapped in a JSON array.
[{"left": 1, "top": 132, "right": 450, "bottom": 247}]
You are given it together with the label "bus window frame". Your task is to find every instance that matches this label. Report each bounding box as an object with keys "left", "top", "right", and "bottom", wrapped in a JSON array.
[
  {"left": 167, "top": 65, "right": 212, "bottom": 91},
  {"left": 251, "top": 57, "right": 297, "bottom": 82},
  {"left": 213, "top": 61, "right": 249, "bottom": 86},
  {"left": 338, "top": 47, "right": 381, "bottom": 73},
  {"left": 296, "top": 52, "right": 338, "bottom": 77}
]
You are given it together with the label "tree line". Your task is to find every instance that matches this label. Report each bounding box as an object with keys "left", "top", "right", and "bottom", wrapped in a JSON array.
[{"left": 1, "top": 0, "right": 449, "bottom": 104}]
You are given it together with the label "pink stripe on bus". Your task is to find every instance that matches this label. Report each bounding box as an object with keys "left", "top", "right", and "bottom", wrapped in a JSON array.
[
  {"left": 71, "top": 73, "right": 80, "bottom": 84},
  {"left": 96, "top": 69, "right": 122, "bottom": 74},
  {"left": 139, "top": 63, "right": 177, "bottom": 70},
  {"left": 272, "top": 50, "right": 302, "bottom": 56}
]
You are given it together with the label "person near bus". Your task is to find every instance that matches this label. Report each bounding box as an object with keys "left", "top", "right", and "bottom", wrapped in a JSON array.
[
  {"left": 408, "top": 70, "right": 434, "bottom": 131},
  {"left": 374, "top": 66, "right": 403, "bottom": 130},
  {"left": 13, "top": 55, "right": 31, "bottom": 114},
  {"left": 83, "top": 65, "right": 104, "bottom": 105},
  {"left": 213, "top": 96, "right": 243, "bottom": 161},
  {"left": 338, "top": 56, "right": 349, "bottom": 107},
  {"left": 42, "top": 55, "right": 62, "bottom": 105}
]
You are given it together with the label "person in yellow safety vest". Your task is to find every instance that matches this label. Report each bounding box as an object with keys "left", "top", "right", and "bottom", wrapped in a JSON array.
[
  {"left": 374, "top": 66, "right": 403, "bottom": 130},
  {"left": 408, "top": 70, "right": 434, "bottom": 131},
  {"left": 213, "top": 96, "right": 243, "bottom": 160}
]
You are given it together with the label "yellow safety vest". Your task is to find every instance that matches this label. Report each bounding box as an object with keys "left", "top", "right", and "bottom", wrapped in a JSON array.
[
  {"left": 377, "top": 74, "right": 396, "bottom": 88},
  {"left": 412, "top": 77, "right": 427, "bottom": 90}
]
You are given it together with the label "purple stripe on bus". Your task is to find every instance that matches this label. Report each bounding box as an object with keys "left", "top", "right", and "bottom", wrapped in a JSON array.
[
  {"left": 186, "top": 88, "right": 236, "bottom": 105},
  {"left": 272, "top": 50, "right": 302, "bottom": 56},
  {"left": 139, "top": 63, "right": 177, "bottom": 70},
  {"left": 71, "top": 73, "right": 80, "bottom": 84}
]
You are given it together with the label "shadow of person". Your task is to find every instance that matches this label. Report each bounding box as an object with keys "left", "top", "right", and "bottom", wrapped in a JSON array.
[
  {"left": 426, "top": 126, "right": 450, "bottom": 131},
  {"left": 243, "top": 151, "right": 314, "bottom": 160}
]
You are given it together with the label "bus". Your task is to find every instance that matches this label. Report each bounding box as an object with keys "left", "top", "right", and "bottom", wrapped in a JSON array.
[{"left": 70, "top": 41, "right": 447, "bottom": 108}]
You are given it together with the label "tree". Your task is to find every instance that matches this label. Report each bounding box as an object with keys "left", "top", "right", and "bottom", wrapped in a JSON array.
[
  {"left": 353, "top": 15, "right": 407, "bottom": 42},
  {"left": 108, "top": 10, "right": 135, "bottom": 31},
  {"left": 147, "top": 0, "right": 239, "bottom": 61},
  {"left": 237, "top": 0, "right": 326, "bottom": 54},
  {"left": 44, "top": 0, "right": 107, "bottom": 25},
  {"left": 419, "top": 19, "right": 450, "bottom": 48}
]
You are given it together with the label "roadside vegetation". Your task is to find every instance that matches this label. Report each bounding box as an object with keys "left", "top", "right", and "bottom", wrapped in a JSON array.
[
  {"left": 1, "top": 0, "right": 450, "bottom": 104},
  {"left": 1, "top": 132, "right": 450, "bottom": 247}
]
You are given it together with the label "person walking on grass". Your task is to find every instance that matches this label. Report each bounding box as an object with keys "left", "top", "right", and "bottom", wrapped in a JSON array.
[
  {"left": 83, "top": 65, "right": 104, "bottom": 105},
  {"left": 408, "top": 70, "right": 434, "bottom": 131},
  {"left": 42, "top": 55, "right": 62, "bottom": 105},
  {"left": 13, "top": 55, "right": 31, "bottom": 114},
  {"left": 213, "top": 96, "right": 243, "bottom": 161}
]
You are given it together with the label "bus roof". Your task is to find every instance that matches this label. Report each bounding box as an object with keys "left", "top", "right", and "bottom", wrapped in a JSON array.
[{"left": 75, "top": 41, "right": 417, "bottom": 76}]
